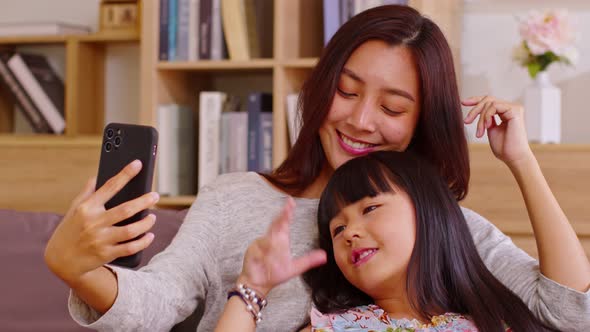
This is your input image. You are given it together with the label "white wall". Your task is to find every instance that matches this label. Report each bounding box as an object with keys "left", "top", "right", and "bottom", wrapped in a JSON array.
[
  {"left": 0, "top": 0, "right": 140, "bottom": 126},
  {"left": 462, "top": 0, "right": 590, "bottom": 143}
]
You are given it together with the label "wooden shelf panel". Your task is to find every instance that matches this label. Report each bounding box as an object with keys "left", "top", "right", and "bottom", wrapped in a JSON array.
[
  {"left": 77, "top": 31, "right": 140, "bottom": 43},
  {"left": 0, "top": 134, "right": 101, "bottom": 147},
  {"left": 0, "top": 35, "right": 68, "bottom": 45},
  {"left": 157, "top": 195, "right": 196, "bottom": 208},
  {"left": 281, "top": 58, "right": 318, "bottom": 68},
  {"left": 157, "top": 59, "right": 276, "bottom": 71},
  {"left": 0, "top": 31, "right": 139, "bottom": 45}
]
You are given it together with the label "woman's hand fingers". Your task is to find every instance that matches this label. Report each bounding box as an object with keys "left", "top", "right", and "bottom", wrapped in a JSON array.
[
  {"left": 91, "top": 160, "right": 143, "bottom": 206},
  {"left": 104, "top": 191, "right": 160, "bottom": 226},
  {"left": 111, "top": 213, "right": 157, "bottom": 243},
  {"left": 111, "top": 232, "right": 155, "bottom": 259}
]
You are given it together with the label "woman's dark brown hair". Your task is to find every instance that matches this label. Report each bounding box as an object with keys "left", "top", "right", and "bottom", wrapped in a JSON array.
[
  {"left": 263, "top": 5, "right": 469, "bottom": 200},
  {"left": 304, "top": 151, "right": 554, "bottom": 332}
]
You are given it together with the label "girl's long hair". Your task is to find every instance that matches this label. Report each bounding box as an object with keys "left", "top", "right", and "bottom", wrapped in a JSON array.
[
  {"left": 304, "top": 151, "right": 554, "bottom": 332},
  {"left": 263, "top": 5, "right": 469, "bottom": 201}
]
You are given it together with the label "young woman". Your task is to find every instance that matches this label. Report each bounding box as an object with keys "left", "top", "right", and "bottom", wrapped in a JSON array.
[
  {"left": 214, "top": 151, "right": 558, "bottom": 331},
  {"left": 45, "top": 5, "right": 589, "bottom": 331}
]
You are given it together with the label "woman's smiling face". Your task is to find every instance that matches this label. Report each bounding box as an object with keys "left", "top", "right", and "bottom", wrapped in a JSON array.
[{"left": 319, "top": 40, "right": 421, "bottom": 172}]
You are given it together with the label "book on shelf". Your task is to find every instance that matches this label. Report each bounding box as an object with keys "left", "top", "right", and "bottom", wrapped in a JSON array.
[
  {"left": 286, "top": 92, "right": 301, "bottom": 147},
  {"left": 6, "top": 52, "right": 65, "bottom": 134},
  {"left": 0, "top": 22, "right": 90, "bottom": 37},
  {"left": 0, "top": 51, "right": 52, "bottom": 133},
  {"left": 198, "top": 91, "right": 227, "bottom": 189},
  {"left": 159, "top": 0, "right": 169, "bottom": 60},
  {"left": 323, "top": 0, "right": 408, "bottom": 44},
  {"left": 0, "top": 51, "right": 64, "bottom": 133},
  {"left": 198, "top": 0, "right": 226, "bottom": 60},
  {"left": 221, "top": 0, "right": 271, "bottom": 60},
  {"left": 188, "top": 0, "right": 200, "bottom": 60},
  {"left": 219, "top": 96, "right": 247, "bottom": 174},
  {"left": 157, "top": 104, "right": 196, "bottom": 196},
  {"left": 247, "top": 92, "right": 273, "bottom": 173}
]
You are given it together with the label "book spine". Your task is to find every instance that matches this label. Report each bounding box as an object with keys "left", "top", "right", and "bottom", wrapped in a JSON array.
[
  {"left": 210, "top": 0, "right": 224, "bottom": 60},
  {"left": 168, "top": 0, "right": 178, "bottom": 61},
  {"left": 0, "top": 57, "right": 50, "bottom": 133},
  {"left": 247, "top": 92, "right": 272, "bottom": 172},
  {"left": 157, "top": 104, "right": 173, "bottom": 196},
  {"left": 199, "top": 0, "right": 212, "bottom": 59},
  {"left": 7, "top": 54, "right": 65, "bottom": 133},
  {"left": 159, "top": 0, "right": 170, "bottom": 60},
  {"left": 176, "top": 0, "right": 191, "bottom": 61},
  {"left": 323, "top": 0, "right": 341, "bottom": 45},
  {"left": 259, "top": 112, "right": 273, "bottom": 173},
  {"left": 234, "top": 112, "right": 248, "bottom": 172},
  {"left": 188, "top": 0, "right": 200, "bottom": 60},
  {"left": 198, "top": 91, "right": 226, "bottom": 188}
]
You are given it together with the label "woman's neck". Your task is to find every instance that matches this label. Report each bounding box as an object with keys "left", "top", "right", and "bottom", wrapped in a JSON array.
[{"left": 299, "top": 165, "right": 332, "bottom": 199}]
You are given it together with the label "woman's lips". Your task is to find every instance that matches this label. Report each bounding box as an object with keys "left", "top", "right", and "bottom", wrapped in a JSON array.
[{"left": 337, "top": 131, "right": 377, "bottom": 155}]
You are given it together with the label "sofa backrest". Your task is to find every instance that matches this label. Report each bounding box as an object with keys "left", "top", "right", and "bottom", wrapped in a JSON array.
[{"left": 0, "top": 208, "right": 188, "bottom": 332}]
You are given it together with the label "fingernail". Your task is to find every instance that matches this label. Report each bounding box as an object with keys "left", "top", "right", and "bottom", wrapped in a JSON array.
[
  {"left": 151, "top": 192, "right": 160, "bottom": 202},
  {"left": 131, "top": 159, "right": 142, "bottom": 169}
]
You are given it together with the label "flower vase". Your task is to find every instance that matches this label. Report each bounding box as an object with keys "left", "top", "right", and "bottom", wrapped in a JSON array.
[{"left": 524, "top": 71, "right": 562, "bottom": 143}]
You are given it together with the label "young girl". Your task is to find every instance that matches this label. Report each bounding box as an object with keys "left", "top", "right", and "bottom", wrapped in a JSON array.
[
  {"left": 305, "top": 151, "right": 556, "bottom": 331},
  {"left": 215, "top": 151, "right": 562, "bottom": 331}
]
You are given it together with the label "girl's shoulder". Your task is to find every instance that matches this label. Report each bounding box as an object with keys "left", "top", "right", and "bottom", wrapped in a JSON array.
[{"left": 310, "top": 305, "right": 490, "bottom": 331}]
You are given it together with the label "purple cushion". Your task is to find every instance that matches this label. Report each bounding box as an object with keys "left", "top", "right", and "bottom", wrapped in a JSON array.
[{"left": 0, "top": 208, "right": 188, "bottom": 332}]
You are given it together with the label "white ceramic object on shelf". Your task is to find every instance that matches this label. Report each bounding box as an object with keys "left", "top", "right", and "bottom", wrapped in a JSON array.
[{"left": 524, "top": 71, "right": 561, "bottom": 143}]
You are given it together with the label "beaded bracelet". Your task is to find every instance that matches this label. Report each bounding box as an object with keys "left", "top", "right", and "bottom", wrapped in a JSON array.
[{"left": 227, "top": 283, "right": 268, "bottom": 324}]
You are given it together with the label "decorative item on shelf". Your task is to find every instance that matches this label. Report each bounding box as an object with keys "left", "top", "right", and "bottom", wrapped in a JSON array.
[
  {"left": 513, "top": 9, "right": 578, "bottom": 143},
  {"left": 99, "top": 0, "right": 140, "bottom": 34}
]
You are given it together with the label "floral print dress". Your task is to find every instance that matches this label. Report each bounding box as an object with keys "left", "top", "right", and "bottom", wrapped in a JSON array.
[{"left": 310, "top": 304, "right": 511, "bottom": 332}]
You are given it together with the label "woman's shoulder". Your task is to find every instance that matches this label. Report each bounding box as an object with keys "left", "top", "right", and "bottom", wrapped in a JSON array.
[{"left": 203, "top": 172, "right": 279, "bottom": 197}]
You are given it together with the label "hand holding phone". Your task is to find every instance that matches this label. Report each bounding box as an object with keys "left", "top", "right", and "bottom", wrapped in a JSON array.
[{"left": 96, "top": 123, "right": 158, "bottom": 267}]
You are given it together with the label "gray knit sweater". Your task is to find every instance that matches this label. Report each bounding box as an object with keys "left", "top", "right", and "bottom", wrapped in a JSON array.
[{"left": 69, "top": 172, "right": 590, "bottom": 331}]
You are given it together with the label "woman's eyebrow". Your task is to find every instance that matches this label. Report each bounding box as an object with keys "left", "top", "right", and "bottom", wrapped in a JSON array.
[{"left": 341, "top": 68, "right": 415, "bottom": 102}]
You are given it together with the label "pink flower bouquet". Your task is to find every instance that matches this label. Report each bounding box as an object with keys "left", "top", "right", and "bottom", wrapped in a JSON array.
[{"left": 513, "top": 9, "right": 578, "bottom": 78}]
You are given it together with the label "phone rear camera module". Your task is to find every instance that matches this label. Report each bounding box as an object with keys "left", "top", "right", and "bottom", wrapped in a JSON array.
[
  {"left": 114, "top": 136, "right": 122, "bottom": 147},
  {"left": 105, "top": 141, "right": 113, "bottom": 152},
  {"left": 106, "top": 128, "right": 115, "bottom": 139}
]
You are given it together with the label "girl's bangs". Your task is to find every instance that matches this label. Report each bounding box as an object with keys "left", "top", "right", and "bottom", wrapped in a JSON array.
[{"left": 319, "top": 157, "right": 398, "bottom": 224}]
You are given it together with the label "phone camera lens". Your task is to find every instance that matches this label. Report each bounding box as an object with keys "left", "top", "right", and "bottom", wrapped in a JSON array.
[
  {"left": 114, "top": 136, "right": 122, "bottom": 147},
  {"left": 105, "top": 141, "right": 113, "bottom": 152},
  {"left": 106, "top": 128, "right": 115, "bottom": 139}
]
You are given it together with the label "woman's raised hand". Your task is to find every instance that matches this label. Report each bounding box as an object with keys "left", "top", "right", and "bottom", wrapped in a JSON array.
[
  {"left": 238, "top": 198, "right": 327, "bottom": 296},
  {"left": 44, "top": 160, "right": 160, "bottom": 286},
  {"left": 463, "top": 95, "right": 534, "bottom": 166}
]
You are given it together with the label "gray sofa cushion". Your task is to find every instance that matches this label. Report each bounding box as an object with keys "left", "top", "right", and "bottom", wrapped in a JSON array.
[{"left": 0, "top": 208, "right": 188, "bottom": 331}]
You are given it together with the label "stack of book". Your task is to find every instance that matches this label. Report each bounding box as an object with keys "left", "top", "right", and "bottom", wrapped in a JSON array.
[
  {"left": 156, "top": 90, "right": 302, "bottom": 193},
  {"left": 323, "top": 0, "right": 408, "bottom": 45},
  {"left": 159, "top": 0, "right": 273, "bottom": 61},
  {"left": 0, "top": 51, "right": 66, "bottom": 134}
]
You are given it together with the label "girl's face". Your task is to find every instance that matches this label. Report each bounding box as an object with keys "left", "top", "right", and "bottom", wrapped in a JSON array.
[
  {"left": 329, "top": 190, "right": 416, "bottom": 299},
  {"left": 319, "top": 40, "right": 421, "bottom": 172}
]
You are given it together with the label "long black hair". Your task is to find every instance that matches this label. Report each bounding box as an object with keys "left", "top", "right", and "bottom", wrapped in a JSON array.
[
  {"left": 304, "top": 151, "right": 554, "bottom": 332},
  {"left": 265, "top": 5, "right": 469, "bottom": 201}
]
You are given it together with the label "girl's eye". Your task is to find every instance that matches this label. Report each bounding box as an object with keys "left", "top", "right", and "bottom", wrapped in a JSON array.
[
  {"left": 332, "top": 225, "right": 346, "bottom": 237},
  {"left": 337, "top": 88, "right": 357, "bottom": 98},
  {"left": 362, "top": 205, "right": 379, "bottom": 215}
]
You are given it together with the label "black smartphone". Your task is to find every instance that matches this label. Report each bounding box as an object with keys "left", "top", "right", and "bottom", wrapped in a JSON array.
[{"left": 96, "top": 123, "right": 158, "bottom": 268}]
